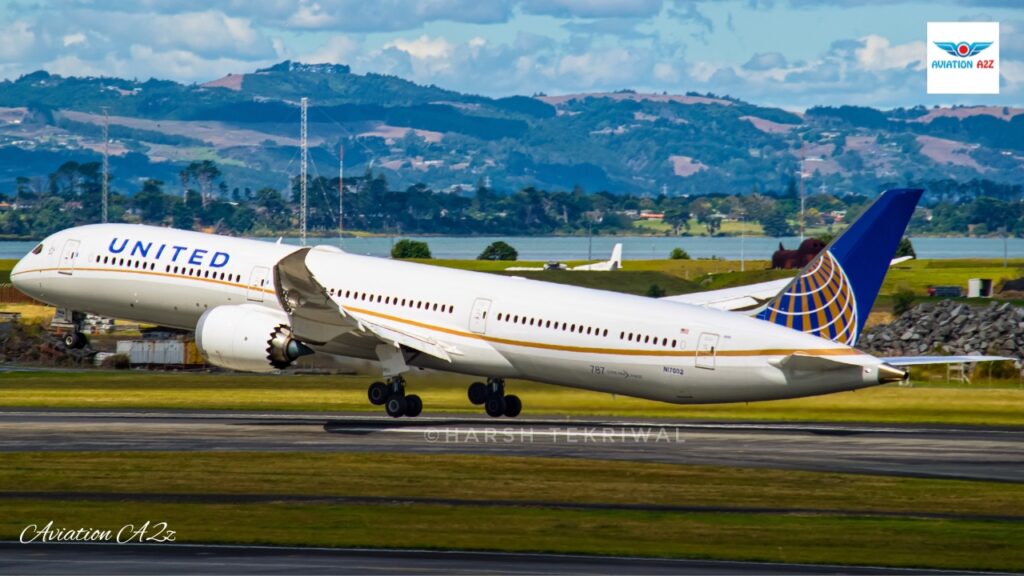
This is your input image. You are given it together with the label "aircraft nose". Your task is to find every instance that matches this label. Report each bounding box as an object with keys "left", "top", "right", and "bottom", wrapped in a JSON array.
[{"left": 10, "top": 256, "right": 26, "bottom": 289}]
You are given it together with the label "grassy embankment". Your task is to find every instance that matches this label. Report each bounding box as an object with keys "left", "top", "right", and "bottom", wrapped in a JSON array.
[{"left": 1, "top": 452, "right": 1022, "bottom": 571}]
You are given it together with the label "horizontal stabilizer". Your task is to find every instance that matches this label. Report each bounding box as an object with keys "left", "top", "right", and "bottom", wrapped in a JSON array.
[
  {"left": 770, "top": 352, "right": 864, "bottom": 372},
  {"left": 661, "top": 278, "right": 791, "bottom": 311},
  {"left": 882, "top": 355, "right": 1015, "bottom": 366}
]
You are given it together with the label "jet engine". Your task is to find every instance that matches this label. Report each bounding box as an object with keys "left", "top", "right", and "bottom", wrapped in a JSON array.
[{"left": 195, "top": 304, "right": 312, "bottom": 372}]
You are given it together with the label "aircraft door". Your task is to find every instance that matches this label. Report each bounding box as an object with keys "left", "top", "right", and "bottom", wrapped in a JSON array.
[
  {"left": 246, "top": 266, "right": 271, "bottom": 302},
  {"left": 695, "top": 332, "right": 719, "bottom": 370},
  {"left": 58, "top": 239, "right": 81, "bottom": 275},
  {"left": 469, "top": 298, "right": 491, "bottom": 334}
]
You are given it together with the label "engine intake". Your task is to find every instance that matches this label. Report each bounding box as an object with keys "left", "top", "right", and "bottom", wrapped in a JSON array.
[{"left": 196, "top": 304, "right": 312, "bottom": 372}]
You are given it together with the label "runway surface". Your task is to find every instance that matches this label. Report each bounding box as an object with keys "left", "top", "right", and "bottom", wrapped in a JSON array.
[
  {"left": 0, "top": 543, "right": 1002, "bottom": 575},
  {"left": 0, "top": 409, "right": 1022, "bottom": 482}
]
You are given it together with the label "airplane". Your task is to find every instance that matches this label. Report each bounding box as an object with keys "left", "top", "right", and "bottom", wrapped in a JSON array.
[
  {"left": 11, "top": 188, "right": 1007, "bottom": 419},
  {"left": 505, "top": 243, "right": 622, "bottom": 271}
]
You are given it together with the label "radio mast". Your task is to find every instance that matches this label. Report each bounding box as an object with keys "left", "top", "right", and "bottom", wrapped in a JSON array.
[
  {"left": 300, "top": 97, "right": 308, "bottom": 246},
  {"left": 344, "top": 145, "right": 348, "bottom": 241},
  {"left": 101, "top": 106, "right": 109, "bottom": 223}
]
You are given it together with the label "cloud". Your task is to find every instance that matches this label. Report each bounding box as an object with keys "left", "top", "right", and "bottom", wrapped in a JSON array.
[
  {"left": 301, "top": 36, "right": 360, "bottom": 64},
  {"left": 742, "top": 52, "right": 787, "bottom": 71},
  {"left": 0, "top": 21, "right": 36, "bottom": 62},
  {"left": 520, "top": 0, "right": 663, "bottom": 19},
  {"left": 854, "top": 35, "right": 923, "bottom": 71}
]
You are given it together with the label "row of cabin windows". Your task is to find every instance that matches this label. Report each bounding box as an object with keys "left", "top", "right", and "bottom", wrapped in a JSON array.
[
  {"left": 327, "top": 287, "right": 455, "bottom": 314},
  {"left": 495, "top": 310, "right": 678, "bottom": 348},
  {"left": 496, "top": 312, "right": 610, "bottom": 338},
  {"left": 93, "top": 254, "right": 243, "bottom": 284}
]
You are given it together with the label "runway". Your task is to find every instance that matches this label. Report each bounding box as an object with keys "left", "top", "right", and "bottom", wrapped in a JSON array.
[
  {"left": 0, "top": 543, "right": 1002, "bottom": 575},
  {"left": 0, "top": 409, "right": 1022, "bottom": 482}
]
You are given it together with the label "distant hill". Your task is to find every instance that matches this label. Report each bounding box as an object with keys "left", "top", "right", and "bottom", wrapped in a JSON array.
[{"left": 0, "top": 61, "right": 1021, "bottom": 196}]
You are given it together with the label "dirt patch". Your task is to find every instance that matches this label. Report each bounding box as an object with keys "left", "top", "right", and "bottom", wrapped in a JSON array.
[
  {"left": 356, "top": 124, "right": 443, "bottom": 144},
  {"left": 200, "top": 74, "right": 244, "bottom": 91},
  {"left": 916, "top": 135, "right": 984, "bottom": 171},
  {"left": 741, "top": 116, "right": 799, "bottom": 134},
  {"left": 668, "top": 155, "right": 707, "bottom": 177},
  {"left": 910, "top": 106, "right": 1024, "bottom": 123},
  {"left": 60, "top": 110, "right": 305, "bottom": 148},
  {"left": 538, "top": 92, "right": 732, "bottom": 107}
]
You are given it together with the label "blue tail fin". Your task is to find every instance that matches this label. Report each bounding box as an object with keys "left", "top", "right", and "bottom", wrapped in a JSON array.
[{"left": 755, "top": 188, "right": 922, "bottom": 346}]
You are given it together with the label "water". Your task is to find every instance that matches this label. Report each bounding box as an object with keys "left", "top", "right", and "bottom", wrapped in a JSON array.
[{"left": 3, "top": 235, "right": 1022, "bottom": 261}]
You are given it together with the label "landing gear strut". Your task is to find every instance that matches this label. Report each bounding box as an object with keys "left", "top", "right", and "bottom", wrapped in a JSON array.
[
  {"left": 468, "top": 378, "right": 521, "bottom": 418},
  {"left": 368, "top": 377, "right": 422, "bottom": 418}
]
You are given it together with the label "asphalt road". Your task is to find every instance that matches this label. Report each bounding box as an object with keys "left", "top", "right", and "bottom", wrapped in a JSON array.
[
  {"left": 0, "top": 543, "right": 1002, "bottom": 575},
  {"left": 0, "top": 409, "right": 1021, "bottom": 482}
]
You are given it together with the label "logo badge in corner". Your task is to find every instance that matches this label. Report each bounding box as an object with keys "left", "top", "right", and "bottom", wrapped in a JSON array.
[{"left": 927, "top": 22, "right": 999, "bottom": 94}]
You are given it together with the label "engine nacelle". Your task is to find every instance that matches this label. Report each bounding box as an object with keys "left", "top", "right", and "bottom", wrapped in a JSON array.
[{"left": 195, "top": 304, "right": 312, "bottom": 372}]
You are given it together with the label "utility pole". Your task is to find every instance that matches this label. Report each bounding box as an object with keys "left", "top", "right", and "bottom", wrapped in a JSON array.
[
  {"left": 101, "top": 106, "right": 109, "bottom": 223},
  {"left": 344, "top": 145, "right": 348, "bottom": 241},
  {"left": 300, "top": 97, "right": 308, "bottom": 246}
]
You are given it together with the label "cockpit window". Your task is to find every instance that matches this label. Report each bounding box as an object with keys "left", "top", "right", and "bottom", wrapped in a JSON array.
[{"left": 31, "top": 244, "right": 43, "bottom": 255}]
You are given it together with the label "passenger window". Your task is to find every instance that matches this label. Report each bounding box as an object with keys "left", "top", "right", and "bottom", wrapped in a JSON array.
[{"left": 672, "top": 340, "right": 677, "bottom": 348}]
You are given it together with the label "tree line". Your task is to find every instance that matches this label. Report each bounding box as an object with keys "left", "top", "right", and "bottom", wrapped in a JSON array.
[{"left": 1, "top": 159, "right": 1022, "bottom": 239}]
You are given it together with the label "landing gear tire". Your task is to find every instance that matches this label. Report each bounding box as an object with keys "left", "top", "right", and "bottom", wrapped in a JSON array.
[
  {"left": 63, "top": 332, "right": 87, "bottom": 349},
  {"left": 467, "top": 382, "right": 487, "bottom": 405},
  {"left": 484, "top": 394, "right": 507, "bottom": 418},
  {"left": 478, "top": 378, "right": 522, "bottom": 418},
  {"left": 385, "top": 394, "right": 408, "bottom": 418},
  {"left": 503, "top": 394, "right": 522, "bottom": 418},
  {"left": 404, "top": 394, "right": 423, "bottom": 418},
  {"left": 368, "top": 382, "right": 388, "bottom": 406}
]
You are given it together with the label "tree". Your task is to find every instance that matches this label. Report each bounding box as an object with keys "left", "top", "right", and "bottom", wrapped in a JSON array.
[
  {"left": 669, "top": 247, "right": 690, "bottom": 260},
  {"left": 478, "top": 241, "right": 518, "bottom": 261},
  {"left": 645, "top": 284, "right": 667, "bottom": 298},
  {"left": 133, "top": 179, "right": 166, "bottom": 223},
  {"left": 896, "top": 237, "right": 916, "bottom": 259},
  {"left": 761, "top": 208, "right": 794, "bottom": 237},
  {"left": 662, "top": 204, "right": 691, "bottom": 235},
  {"left": 392, "top": 239, "right": 432, "bottom": 259}
]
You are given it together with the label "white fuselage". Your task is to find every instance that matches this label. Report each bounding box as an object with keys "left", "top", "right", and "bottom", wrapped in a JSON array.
[{"left": 12, "top": 224, "right": 890, "bottom": 404}]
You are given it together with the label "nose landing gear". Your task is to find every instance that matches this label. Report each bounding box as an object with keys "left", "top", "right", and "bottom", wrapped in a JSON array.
[
  {"left": 368, "top": 377, "right": 422, "bottom": 418},
  {"left": 469, "top": 378, "right": 521, "bottom": 418}
]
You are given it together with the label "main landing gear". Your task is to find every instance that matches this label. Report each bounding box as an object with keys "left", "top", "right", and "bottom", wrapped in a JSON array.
[
  {"left": 468, "top": 378, "right": 521, "bottom": 418},
  {"left": 368, "top": 377, "right": 422, "bottom": 418}
]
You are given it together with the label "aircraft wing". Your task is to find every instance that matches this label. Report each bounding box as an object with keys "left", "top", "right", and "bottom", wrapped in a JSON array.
[
  {"left": 660, "top": 278, "right": 791, "bottom": 311},
  {"left": 881, "top": 355, "right": 1015, "bottom": 366},
  {"left": 274, "top": 246, "right": 455, "bottom": 364}
]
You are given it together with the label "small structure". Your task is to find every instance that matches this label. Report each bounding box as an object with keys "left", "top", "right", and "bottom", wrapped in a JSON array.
[
  {"left": 967, "top": 278, "right": 993, "bottom": 298},
  {"left": 771, "top": 238, "right": 825, "bottom": 270},
  {"left": 115, "top": 339, "right": 204, "bottom": 367}
]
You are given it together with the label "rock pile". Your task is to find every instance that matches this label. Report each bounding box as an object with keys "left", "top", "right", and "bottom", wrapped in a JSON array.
[{"left": 860, "top": 300, "right": 1022, "bottom": 359}]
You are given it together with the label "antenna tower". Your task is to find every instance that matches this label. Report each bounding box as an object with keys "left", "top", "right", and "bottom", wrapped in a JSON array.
[{"left": 300, "top": 97, "right": 308, "bottom": 246}]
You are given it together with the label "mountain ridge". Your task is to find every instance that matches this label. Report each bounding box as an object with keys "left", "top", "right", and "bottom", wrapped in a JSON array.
[{"left": 0, "top": 61, "right": 1021, "bottom": 196}]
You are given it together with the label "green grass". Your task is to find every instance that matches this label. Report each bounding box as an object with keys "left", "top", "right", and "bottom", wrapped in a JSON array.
[
  {"left": 883, "top": 259, "right": 1024, "bottom": 295},
  {"left": 2, "top": 371, "right": 1023, "bottom": 425},
  {"left": 2, "top": 452, "right": 1022, "bottom": 571},
  {"left": 5, "top": 499, "right": 1020, "bottom": 571}
]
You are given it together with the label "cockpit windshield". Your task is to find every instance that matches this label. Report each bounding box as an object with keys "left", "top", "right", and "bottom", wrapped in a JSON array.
[{"left": 31, "top": 243, "right": 43, "bottom": 255}]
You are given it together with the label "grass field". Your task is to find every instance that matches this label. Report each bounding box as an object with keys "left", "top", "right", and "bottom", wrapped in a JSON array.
[
  {"left": 1, "top": 452, "right": 1021, "bottom": 571},
  {"left": 2, "top": 370, "right": 1022, "bottom": 425}
]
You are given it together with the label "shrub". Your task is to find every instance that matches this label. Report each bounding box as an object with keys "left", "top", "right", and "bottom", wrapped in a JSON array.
[
  {"left": 646, "top": 284, "right": 667, "bottom": 298},
  {"left": 391, "top": 239, "right": 432, "bottom": 259},
  {"left": 893, "top": 288, "right": 915, "bottom": 316},
  {"left": 477, "top": 241, "right": 518, "bottom": 261},
  {"left": 669, "top": 247, "right": 690, "bottom": 260}
]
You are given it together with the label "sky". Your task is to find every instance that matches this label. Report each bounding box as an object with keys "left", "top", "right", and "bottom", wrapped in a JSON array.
[{"left": 0, "top": 0, "right": 1021, "bottom": 109}]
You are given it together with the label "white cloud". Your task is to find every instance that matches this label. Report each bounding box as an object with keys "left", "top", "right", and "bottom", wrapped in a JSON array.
[
  {"left": 0, "top": 21, "right": 36, "bottom": 62},
  {"left": 287, "top": 1, "right": 337, "bottom": 29},
  {"left": 854, "top": 35, "right": 924, "bottom": 71},
  {"left": 62, "top": 33, "right": 87, "bottom": 47},
  {"left": 302, "top": 36, "right": 359, "bottom": 64}
]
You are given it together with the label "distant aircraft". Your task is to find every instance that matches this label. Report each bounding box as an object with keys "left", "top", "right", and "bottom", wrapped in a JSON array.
[
  {"left": 11, "top": 189, "right": 1006, "bottom": 418},
  {"left": 506, "top": 243, "right": 622, "bottom": 272}
]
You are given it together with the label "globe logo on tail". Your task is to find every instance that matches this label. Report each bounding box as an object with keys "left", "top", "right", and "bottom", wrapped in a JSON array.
[{"left": 756, "top": 250, "right": 858, "bottom": 346}]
